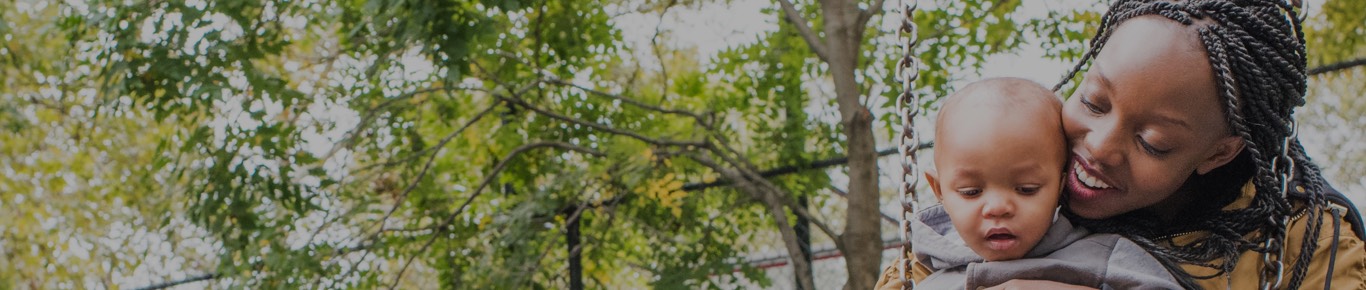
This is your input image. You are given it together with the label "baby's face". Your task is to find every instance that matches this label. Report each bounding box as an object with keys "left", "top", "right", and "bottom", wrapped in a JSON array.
[{"left": 932, "top": 104, "right": 1066, "bottom": 261}]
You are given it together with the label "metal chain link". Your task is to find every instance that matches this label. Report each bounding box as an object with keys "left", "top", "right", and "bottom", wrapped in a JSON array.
[
  {"left": 896, "top": 0, "right": 921, "bottom": 289},
  {"left": 1257, "top": 3, "right": 1306, "bottom": 287},
  {"left": 1253, "top": 2, "right": 1308, "bottom": 289},
  {"left": 1259, "top": 119, "right": 1297, "bottom": 290}
]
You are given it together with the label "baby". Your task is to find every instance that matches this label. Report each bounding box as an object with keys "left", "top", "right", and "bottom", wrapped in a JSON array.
[{"left": 913, "top": 78, "right": 1181, "bottom": 289}]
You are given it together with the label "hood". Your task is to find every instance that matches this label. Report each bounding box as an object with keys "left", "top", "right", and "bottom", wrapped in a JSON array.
[{"left": 911, "top": 204, "right": 1091, "bottom": 270}]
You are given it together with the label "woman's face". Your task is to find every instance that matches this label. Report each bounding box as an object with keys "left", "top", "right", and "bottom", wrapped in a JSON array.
[{"left": 1062, "top": 16, "right": 1245, "bottom": 219}]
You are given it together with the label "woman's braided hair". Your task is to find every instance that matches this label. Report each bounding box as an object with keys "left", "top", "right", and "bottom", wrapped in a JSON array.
[{"left": 1053, "top": 0, "right": 1330, "bottom": 288}]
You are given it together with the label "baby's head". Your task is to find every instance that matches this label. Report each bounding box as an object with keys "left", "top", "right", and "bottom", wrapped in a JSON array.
[{"left": 926, "top": 77, "right": 1066, "bottom": 261}]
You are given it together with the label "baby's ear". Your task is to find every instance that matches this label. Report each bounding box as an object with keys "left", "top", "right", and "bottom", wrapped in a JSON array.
[{"left": 924, "top": 167, "right": 943, "bottom": 201}]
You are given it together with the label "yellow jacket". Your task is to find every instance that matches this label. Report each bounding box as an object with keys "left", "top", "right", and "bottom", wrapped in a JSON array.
[{"left": 875, "top": 183, "right": 1366, "bottom": 289}]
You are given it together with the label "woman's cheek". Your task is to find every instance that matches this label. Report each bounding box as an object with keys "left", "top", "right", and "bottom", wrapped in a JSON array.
[
  {"left": 1060, "top": 103, "right": 1088, "bottom": 144},
  {"left": 1131, "top": 160, "right": 1184, "bottom": 204}
]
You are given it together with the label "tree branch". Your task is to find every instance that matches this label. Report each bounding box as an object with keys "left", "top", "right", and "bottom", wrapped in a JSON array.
[
  {"left": 689, "top": 153, "right": 817, "bottom": 290},
  {"left": 360, "top": 98, "right": 508, "bottom": 253},
  {"left": 681, "top": 141, "right": 932, "bottom": 191},
  {"left": 351, "top": 97, "right": 513, "bottom": 173},
  {"left": 540, "top": 78, "right": 706, "bottom": 121},
  {"left": 335, "top": 85, "right": 530, "bottom": 280},
  {"left": 132, "top": 273, "right": 218, "bottom": 290},
  {"left": 476, "top": 55, "right": 713, "bottom": 128},
  {"left": 696, "top": 136, "right": 847, "bottom": 253},
  {"left": 390, "top": 141, "right": 605, "bottom": 288},
  {"left": 478, "top": 53, "right": 719, "bottom": 133},
  {"left": 829, "top": 185, "right": 898, "bottom": 225},
  {"left": 495, "top": 94, "right": 705, "bottom": 148},
  {"left": 132, "top": 241, "right": 390, "bottom": 290},
  {"left": 776, "top": 0, "right": 832, "bottom": 62},
  {"left": 567, "top": 142, "right": 932, "bottom": 220},
  {"left": 651, "top": 0, "right": 679, "bottom": 99},
  {"left": 858, "top": 0, "right": 888, "bottom": 29},
  {"left": 1309, "top": 57, "right": 1366, "bottom": 76},
  {"left": 321, "top": 86, "right": 455, "bottom": 162},
  {"left": 140, "top": 108, "right": 926, "bottom": 290},
  {"left": 471, "top": 60, "right": 709, "bottom": 148}
]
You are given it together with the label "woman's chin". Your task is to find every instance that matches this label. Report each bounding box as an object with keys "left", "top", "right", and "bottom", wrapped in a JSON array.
[{"left": 1064, "top": 198, "right": 1120, "bottom": 220}]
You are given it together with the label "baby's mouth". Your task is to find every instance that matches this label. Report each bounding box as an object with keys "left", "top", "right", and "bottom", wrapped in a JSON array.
[
  {"left": 985, "top": 229, "right": 1018, "bottom": 251},
  {"left": 987, "top": 233, "right": 1016, "bottom": 240}
]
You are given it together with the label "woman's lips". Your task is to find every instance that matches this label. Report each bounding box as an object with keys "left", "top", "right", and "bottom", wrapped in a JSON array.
[
  {"left": 1074, "top": 165, "right": 1113, "bottom": 189},
  {"left": 1068, "top": 155, "right": 1120, "bottom": 201}
]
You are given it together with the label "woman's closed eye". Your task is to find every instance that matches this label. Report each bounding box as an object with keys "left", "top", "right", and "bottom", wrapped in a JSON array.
[
  {"left": 1137, "top": 136, "right": 1172, "bottom": 156},
  {"left": 1080, "top": 95, "right": 1105, "bottom": 114}
]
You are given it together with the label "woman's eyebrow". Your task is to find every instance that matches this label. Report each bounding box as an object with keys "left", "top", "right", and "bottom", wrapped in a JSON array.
[
  {"left": 1152, "top": 113, "right": 1191, "bottom": 130},
  {"left": 1088, "top": 63, "right": 1115, "bottom": 91}
]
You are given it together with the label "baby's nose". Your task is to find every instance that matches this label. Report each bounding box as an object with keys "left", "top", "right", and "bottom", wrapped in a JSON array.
[{"left": 981, "top": 194, "right": 1014, "bottom": 218}]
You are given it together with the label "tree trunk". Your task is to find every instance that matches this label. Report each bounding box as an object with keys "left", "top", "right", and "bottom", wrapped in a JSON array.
[
  {"left": 777, "top": 0, "right": 883, "bottom": 288},
  {"left": 820, "top": 1, "right": 881, "bottom": 289},
  {"left": 568, "top": 214, "right": 583, "bottom": 290},
  {"left": 696, "top": 152, "right": 821, "bottom": 290},
  {"left": 796, "top": 196, "right": 813, "bottom": 290}
]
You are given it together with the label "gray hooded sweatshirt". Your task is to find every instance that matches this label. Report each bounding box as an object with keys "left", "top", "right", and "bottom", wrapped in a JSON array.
[{"left": 912, "top": 204, "right": 1182, "bottom": 290}]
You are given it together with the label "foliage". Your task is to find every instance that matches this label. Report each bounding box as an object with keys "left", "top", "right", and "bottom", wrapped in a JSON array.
[
  {"left": 1302, "top": 0, "right": 1366, "bottom": 202},
  {"left": 1305, "top": 0, "right": 1365, "bottom": 66},
  {"left": 0, "top": 0, "right": 1361, "bottom": 289}
]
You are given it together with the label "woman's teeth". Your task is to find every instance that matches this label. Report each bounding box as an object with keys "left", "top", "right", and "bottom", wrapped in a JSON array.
[{"left": 1075, "top": 166, "right": 1113, "bottom": 189}]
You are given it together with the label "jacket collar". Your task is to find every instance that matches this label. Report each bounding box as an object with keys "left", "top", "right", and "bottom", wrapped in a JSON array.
[{"left": 911, "top": 204, "right": 1090, "bottom": 270}]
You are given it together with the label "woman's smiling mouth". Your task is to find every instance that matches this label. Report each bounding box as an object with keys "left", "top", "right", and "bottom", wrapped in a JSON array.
[
  {"left": 1068, "top": 155, "right": 1121, "bottom": 201},
  {"left": 1074, "top": 165, "right": 1113, "bottom": 189}
]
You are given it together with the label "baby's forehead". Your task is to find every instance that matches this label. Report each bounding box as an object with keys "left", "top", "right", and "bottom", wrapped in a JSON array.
[
  {"left": 937, "top": 104, "right": 1060, "bottom": 138},
  {"left": 934, "top": 82, "right": 1065, "bottom": 151},
  {"left": 939, "top": 78, "right": 1058, "bottom": 114},
  {"left": 934, "top": 78, "right": 1062, "bottom": 142},
  {"left": 937, "top": 89, "right": 1061, "bottom": 130},
  {"left": 944, "top": 94, "right": 1058, "bottom": 115},
  {"left": 947, "top": 81, "right": 1057, "bottom": 109}
]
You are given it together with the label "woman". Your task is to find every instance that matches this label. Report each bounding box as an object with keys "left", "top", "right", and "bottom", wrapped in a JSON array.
[{"left": 876, "top": 0, "right": 1365, "bottom": 289}]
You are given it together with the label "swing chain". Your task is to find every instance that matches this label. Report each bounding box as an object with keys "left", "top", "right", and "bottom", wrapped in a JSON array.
[
  {"left": 1259, "top": 3, "right": 1306, "bottom": 288},
  {"left": 896, "top": 0, "right": 921, "bottom": 289},
  {"left": 1259, "top": 119, "right": 1297, "bottom": 290}
]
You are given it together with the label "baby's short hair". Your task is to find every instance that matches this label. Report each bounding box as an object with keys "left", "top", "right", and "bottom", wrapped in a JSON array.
[
  {"left": 935, "top": 77, "right": 1062, "bottom": 137},
  {"left": 933, "top": 78, "right": 1064, "bottom": 167}
]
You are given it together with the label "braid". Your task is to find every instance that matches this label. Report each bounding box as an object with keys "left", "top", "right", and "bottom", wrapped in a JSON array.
[
  {"left": 1286, "top": 141, "right": 1327, "bottom": 287},
  {"left": 1055, "top": 0, "right": 1329, "bottom": 288},
  {"left": 1051, "top": 3, "right": 1118, "bottom": 92}
]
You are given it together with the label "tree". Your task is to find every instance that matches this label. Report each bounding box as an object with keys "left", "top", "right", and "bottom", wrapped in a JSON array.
[
  {"left": 3, "top": 0, "right": 1362, "bottom": 289},
  {"left": 0, "top": 0, "right": 1105, "bottom": 288},
  {"left": 1301, "top": 0, "right": 1366, "bottom": 203}
]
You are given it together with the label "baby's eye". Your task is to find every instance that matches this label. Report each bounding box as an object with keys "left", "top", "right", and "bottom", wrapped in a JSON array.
[
  {"left": 957, "top": 188, "right": 982, "bottom": 197},
  {"left": 1016, "top": 186, "right": 1041, "bottom": 195}
]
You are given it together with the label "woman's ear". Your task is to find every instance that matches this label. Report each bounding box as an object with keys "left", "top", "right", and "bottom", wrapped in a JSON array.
[
  {"left": 1197, "top": 136, "right": 1245, "bottom": 175},
  {"left": 925, "top": 167, "right": 944, "bottom": 201}
]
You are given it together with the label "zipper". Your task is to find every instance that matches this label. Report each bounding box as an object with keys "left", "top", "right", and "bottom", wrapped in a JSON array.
[
  {"left": 1288, "top": 206, "right": 1309, "bottom": 223},
  {"left": 1156, "top": 230, "right": 1198, "bottom": 241},
  {"left": 1154, "top": 207, "right": 1311, "bottom": 241}
]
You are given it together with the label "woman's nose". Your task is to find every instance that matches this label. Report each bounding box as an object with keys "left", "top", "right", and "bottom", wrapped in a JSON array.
[{"left": 1084, "top": 122, "right": 1126, "bottom": 169}]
